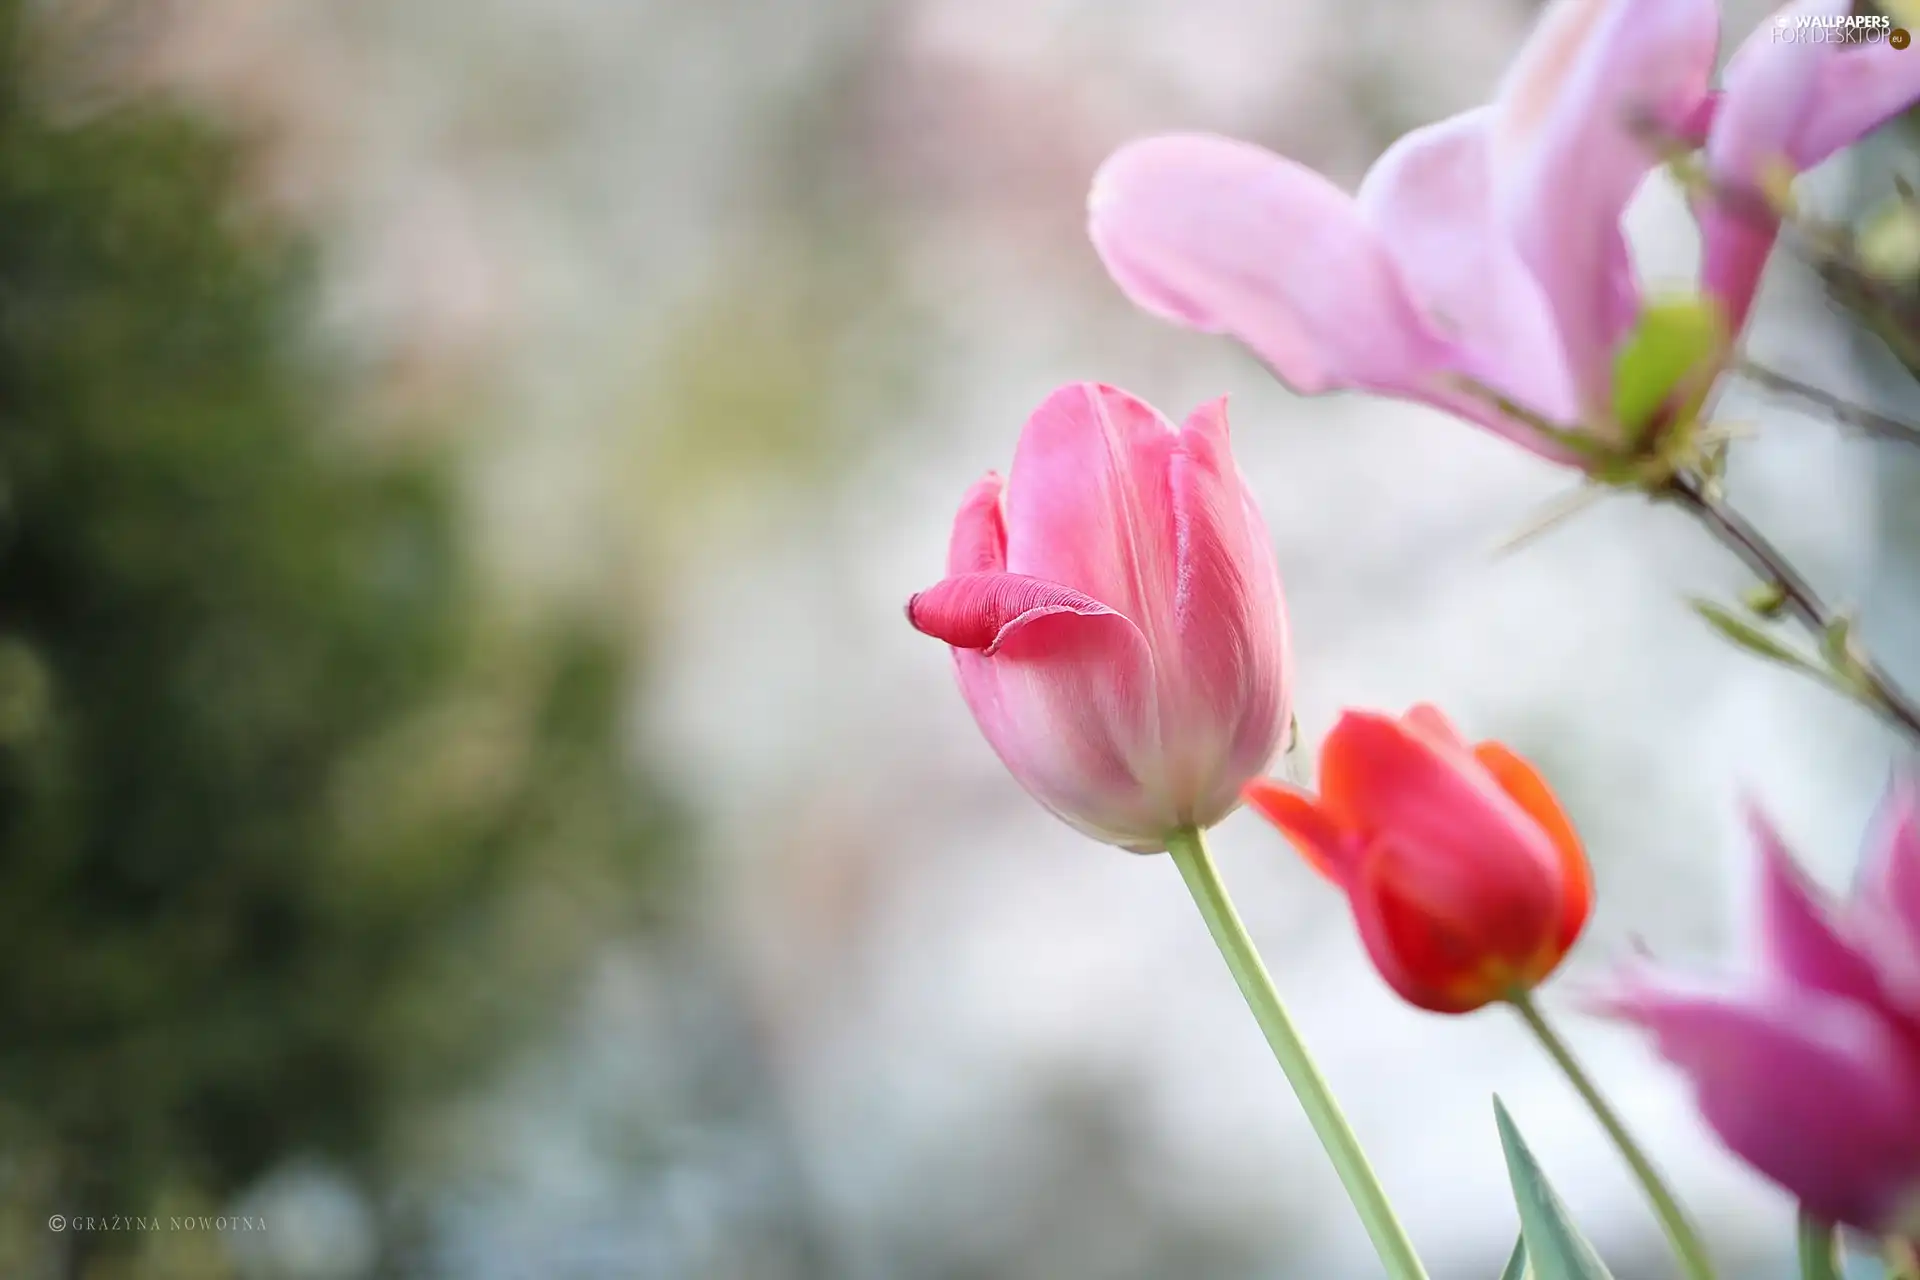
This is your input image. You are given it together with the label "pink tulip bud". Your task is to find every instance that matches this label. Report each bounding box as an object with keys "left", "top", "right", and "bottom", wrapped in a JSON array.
[{"left": 907, "top": 383, "right": 1292, "bottom": 854}]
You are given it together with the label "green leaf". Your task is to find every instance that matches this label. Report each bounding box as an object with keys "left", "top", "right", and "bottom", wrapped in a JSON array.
[
  {"left": 1500, "top": 1235, "right": 1531, "bottom": 1280},
  {"left": 1795, "top": 1210, "right": 1841, "bottom": 1280},
  {"left": 1494, "top": 1098, "right": 1616, "bottom": 1280},
  {"left": 1612, "top": 296, "right": 1727, "bottom": 446},
  {"left": 1690, "top": 600, "right": 1827, "bottom": 678}
]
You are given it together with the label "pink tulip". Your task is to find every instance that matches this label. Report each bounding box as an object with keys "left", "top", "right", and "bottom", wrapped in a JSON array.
[
  {"left": 1697, "top": 3, "right": 1920, "bottom": 334},
  {"left": 1602, "top": 783, "right": 1920, "bottom": 1238},
  {"left": 906, "top": 382, "right": 1292, "bottom": 854},
  {"left": 1087, "top": 0, "right": 1920, "bottom": 461}
]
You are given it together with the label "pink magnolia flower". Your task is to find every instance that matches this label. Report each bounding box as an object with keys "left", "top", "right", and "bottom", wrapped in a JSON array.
[
  {"left": 1087, "top": 0, "right": 1920, "bottom": 462},
  {"left": 1603, "top": 784, "right": 1920, "bottom": 1239},
  {"left": 906, "top": 382, "right": 1291, "bottom": 854},
  {"left": 1697, "top": 1, "right": 1920, "bottom": 334}
]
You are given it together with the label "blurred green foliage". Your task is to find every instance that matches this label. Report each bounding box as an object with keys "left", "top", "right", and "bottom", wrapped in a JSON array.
[{"left": 0, "top": 4, "right": 679, "bottom": 1272}]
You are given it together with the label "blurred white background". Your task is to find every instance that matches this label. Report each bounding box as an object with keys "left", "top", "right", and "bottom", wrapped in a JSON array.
[{"left": 129, "top": 0, "right": 1920, "bottom": 1275}]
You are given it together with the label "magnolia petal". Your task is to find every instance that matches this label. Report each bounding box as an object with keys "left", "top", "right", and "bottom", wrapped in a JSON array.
[
  {"left": 1158, "top": 398, "right": 1292, "bottom": 824},
  {"left": 1088, "top": 133, "right": 1453, "bottom": 399},
  {"left": 1713, "top": 3, "right": 1828, "bottom": 189},
  {"left": 1746, "top": 806, "right": 1885, "bottom": 1006},
  {"left": 1700, "top": 3, "right": 1829, "bottom": 329},
  {"left": 1696, "top": 209, "right": 1779, "bottom": 339},
  {"left": 1676, "top": 89, "right": 1721, "bottom": 146},
  {"left": 1795, "top": 46, "right": 1920, "bottom": 170},
  {"left": 1606, "top": 979, "right": 1920, "bottom": 1232},
  {"left": 1852, "top": 778, "right": 1920, "bottom": 1009},
  {"left": 1496, "top": 0, "right": 1720, "bottom": 419},
  {"left": 1492, "top": 0, "right": 1616, "bottom": 168},
  {"left": 1861, "top": 777, "right": 1920, "bottom": 944},
  {"left": 1356, "top": 108, "right": 1581, "bottom": 436}
]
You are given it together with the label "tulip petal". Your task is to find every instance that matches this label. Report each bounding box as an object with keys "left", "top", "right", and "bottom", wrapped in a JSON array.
[
  {"left": 910, "top": 570, "right": 1167, "bottom": 849},
  {"left": 1318, "top": 713, "right": 1564, "bottom": 889},
  {"left": 1747, "top": 806, "right": 1886, "bottom": 1005},
  {"left": 1476, "top": 741, "right": 1592, "bottom": 952},
  {"left": 1160, "top": 399, "right": 1292, "bottom": 818},
  {"left": 1348, "top": 859, "right": 1488, "bottom": 1013},
  {"left": 1349, "top": 830, "right": 1544, "bottom": 1014},
  {"left": 907, "top": 571, "right": 1125, "bottom": 656},
  {"left": 1605, "top": 980, "right": 1920, "bottom": 1231},
  {"left": 1401, "top": 702, "right": 1471, "bottom": 752},
  {"left": 1088, "top": 134, "right": 1453, "bottom": 400},
  {"left": 1002, "top": 383, "right": 1180, "bottom": 643},
  {"left": 1244, "top": 778, "right": 1353, "bottom": 882},
  {"left": 1355, "top": 108, "right": 1582, "bottom": 437},
  {"left": 947, "top": 472, "right": 1008, "bottom": 576},
  {"left": 1496, "top": 0, "right": 1719, "bottom": 418}
]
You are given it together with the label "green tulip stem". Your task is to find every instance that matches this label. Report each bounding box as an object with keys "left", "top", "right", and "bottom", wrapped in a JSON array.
[
  {"left": 1510, "top": 990, "right": 1716, "bottom": 1280},
  {"left": 1165, "top": 825, "right": 1429, "bottom": 1280},
  {"left": 1795, "top": 1211, "right": 1842, "bottom": 1280}
]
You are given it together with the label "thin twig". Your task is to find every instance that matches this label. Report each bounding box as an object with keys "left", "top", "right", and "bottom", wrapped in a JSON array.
[
  {"left": 1733, "top": 361, "right": 1920, "bottom": 446},
  {"left": 1661, "top": 472, "right": 1920, "bottom": 745}
]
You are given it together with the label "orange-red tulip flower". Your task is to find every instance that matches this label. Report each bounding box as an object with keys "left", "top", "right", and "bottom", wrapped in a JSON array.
[{"left": 1243, "top": 705, "right": 1591, "bottom": 1013}]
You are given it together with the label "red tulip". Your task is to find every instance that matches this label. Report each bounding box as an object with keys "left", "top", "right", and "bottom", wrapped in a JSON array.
[{"left": 1243, "top": 706, "right": 1591, "bottom": 1013}]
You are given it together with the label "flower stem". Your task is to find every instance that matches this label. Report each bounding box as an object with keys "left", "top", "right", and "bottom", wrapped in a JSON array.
[
  {"left": 1795, "top": 1210, "right": 1841, "bottom": 1280},
  {"left": 1660, "top": 471, "right": 1920, "bottom": 747},
  {"left": 1164, "top": 826, "right": 1428, "bottom": 1280},
  {"left": 1509, "top": 991, "right": 1715, "bottom": 1280}
]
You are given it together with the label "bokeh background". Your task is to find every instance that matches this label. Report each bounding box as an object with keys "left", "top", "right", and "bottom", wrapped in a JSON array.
[{"left": 1, "top": 0, "right": 1916, "bottom": 1276}]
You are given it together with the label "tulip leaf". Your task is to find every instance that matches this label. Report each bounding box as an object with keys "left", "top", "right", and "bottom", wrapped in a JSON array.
[
  {"left": 1500, "top": 1235, "right": 1531, "bottom": 1280},
  {"left": 1690, "top": 600, "right": 1827, "bottom": 678},
  {"left": 1612, "top": 297, "right": 1726, "bottom": 447},
  {"left": 1494, "top": 1098, "right": 1616, "bottom": 1280}
]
